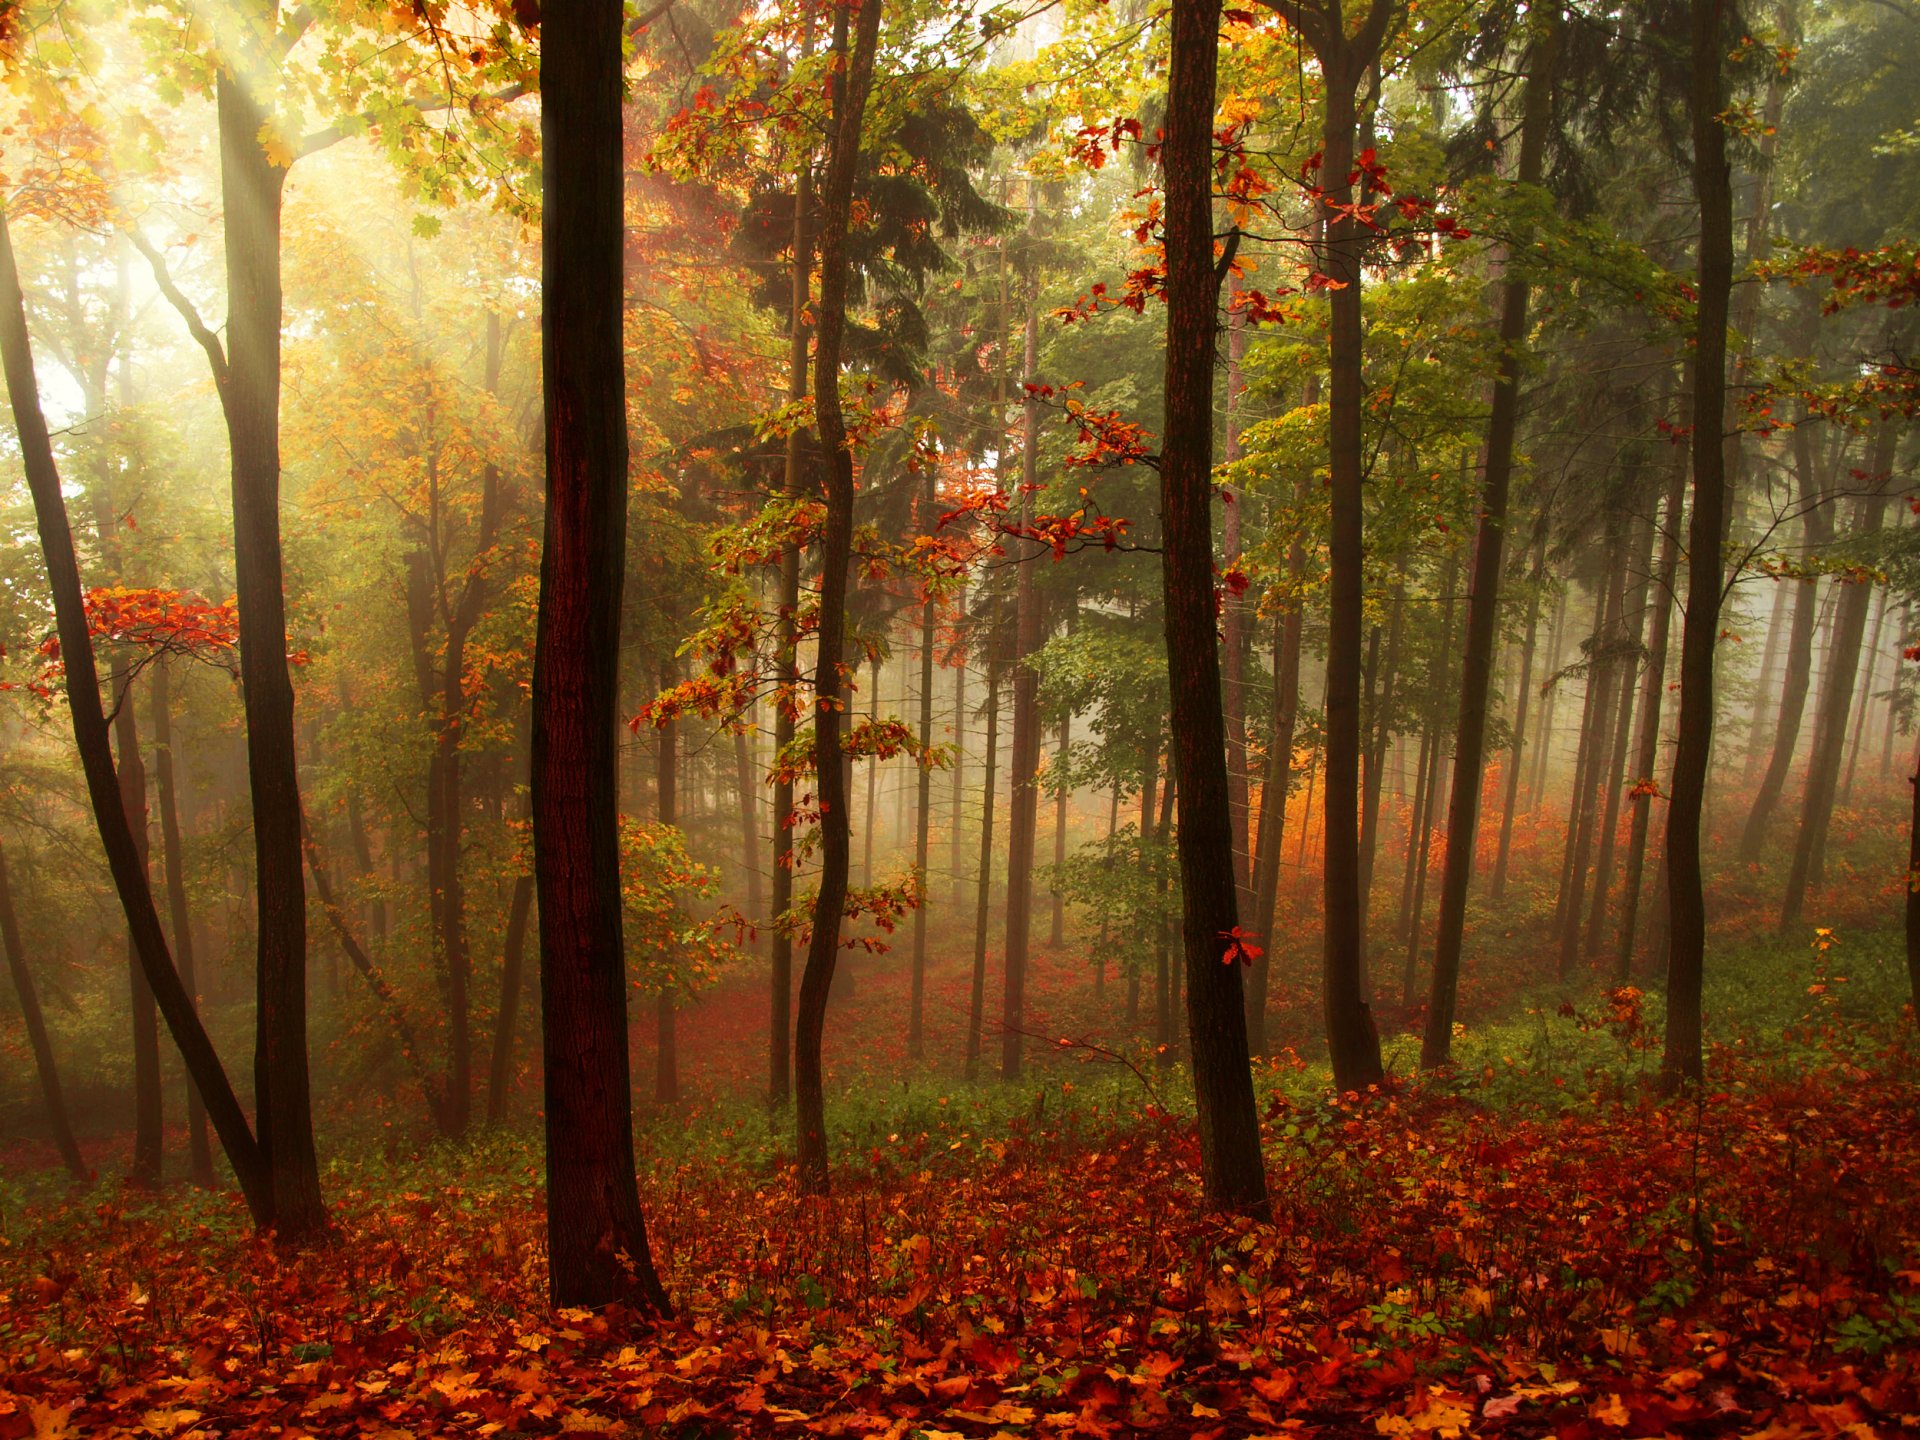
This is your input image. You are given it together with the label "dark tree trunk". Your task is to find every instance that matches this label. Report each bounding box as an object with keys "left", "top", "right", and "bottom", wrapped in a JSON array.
[
  {"left": 1584, "top": 510, "right": 1656, "bottom": 960},
  {"left": 794, "top": 0, "right": 882, "bottom": 1195},
  {"left": 0, "top": 201, "right": 271, "bottom": 1222},
  {"left": 533, "top": 0, "right": 669, "bottom": 1312},
  {"left": 1001, "top": 301, "right": 1045, "bottom": 1082},
  {"left": 1662, "top": 0, "right": 1734, "bottom": 1091},
  {"left": 0, "top": 843, "right": 86, "bottom": 1179},
  {"left": 1159, "top": 0, "right": 1268, "bottom": 1215},
  {"left": 1308, "top": 1, "right": 1395, "bottom": 1094},
  {"left": 152, "top": 661, "right": 215, "bottom": 1185},
  {"left": 965, "top": 662, "right": 1001, "bottom": 1082},
  {"left": 1222, "top": 279, "right": 1253, "bottom": 920},
  {"left": 1616, "top": 404, "right": 1689, "bottom": 979},
  {"left": 1739, "top": 419, "right": 1832, "bottom": 859},
  {"left": 485, "top": 875, "right": 534, "bottom": 1125},
  {"left": 217, "top": 38, "right": 325, "bottom": 1238},
  {"left": 1420, "top": 24, "right": 1554, "bottom": 1064}
]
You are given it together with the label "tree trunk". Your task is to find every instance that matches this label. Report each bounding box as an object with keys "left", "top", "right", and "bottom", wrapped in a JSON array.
[
  {"left": 1782, "top": 442, "right": 1893, "bottom": 927},
  {"left": 109, "top": 669, "right": 164, "bottom": 1188},
  {"left": 1908, "top": 735, "right": 1920, "bottom": 1019},
  {"left": 1222, "top": 275, "right": 1253, "bottom": 920},
  {"left": 1050, "top": 709, "right": 1071, "bottom": 948},
  {"left": 1739, "top": 419, "right": 1833, "bottom": 859},
  {"left": 950, "top": 590, "right": 967, "bottom": 909},
  {"left": 1840, "top": 582, "right": 1889, "bottom": 807},
  {"left": 656, "top": 677, "right": 680, "bottom": 1106},
  {"left": 1160, "top": 0, "right": 1267, "bottom": 1215},
  {"left": 1557, "top": 566, "right": 1621, "bottom": 976},
  {"left": 152, "top": 661, "right": 215, "bottom": 1185},
  {"left": 965, "top": 661, "right": 1000, "bottom": 1081},
  {"left": 795, "top": 0, "right": 882, "bottom": 1194},
  {"left": 734, "top": 727, "right": 764, "bottom": 936},
  {"left": 862, "top": 654, "right": 880, "bottom": 885},
  {"left": 1421, "top": 21, "right": 1553, "bottom": 1062},
  {"left": 1001, "top": 300, "right": 1045, "bottom": 1082},
  {"left": 485, "top": 874, "right": 534, "bottom": 1125},
  {"left": 1584, "top": 508, "right": 1656, "bottom": 960},
  {"left": 1357, "top": 581, "right": 1405, "bottom": 955},
  {"left": 1616, "top": 401, "right": 1689, "bottom": 978},
  {"left": 1662, "top": 0, "right": 1734, "bottom": 1091},
  {"left": 1490, "top": 529, "right": 1547, "bottom": 905},
  {"left": 909, "top": 515, "right": 935, "bottom": 1060},
  {"left": 0, "top": 842, "right": 86, "bottom": 1179},
  {"left": 1316, "top": 14, "right": 1389, "bottom": 1093},
  {"left": 217, "top": 36, "right": 325, "bottom": 1237},
  {"left": 0, "top": 200, "right": 271, "bottom": 1222},
  {"left": 533, "top": 0, "right": 669, "bottom": 1312}
]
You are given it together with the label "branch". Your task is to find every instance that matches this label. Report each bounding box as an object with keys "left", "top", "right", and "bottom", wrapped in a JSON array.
[{"left": 122, "top": 228, "right": 228, "bottom": 388}]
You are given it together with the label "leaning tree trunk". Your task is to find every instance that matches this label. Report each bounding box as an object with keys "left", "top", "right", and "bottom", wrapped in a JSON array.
[
  {"left": 0, "top": 842, "right": 86, "bottom": 1179},
  {"left": 794, "top": 0, "right": 883, "bottom": 1196},
  {"left": 532, "top": 0, "right": 670, "bottom": 1312},
  {"left": 1421, "top": 20, "right": 1554, "bottom": 1065},
  {"left": 0, "top": 199, "right": 272, "bottom": 1223},
  {"left": 1159, "top": 0, "right": 1268, "bottom": 1216},
  {"left": 1662, "top": 0, "right": 1734, "bottom": 1092}
]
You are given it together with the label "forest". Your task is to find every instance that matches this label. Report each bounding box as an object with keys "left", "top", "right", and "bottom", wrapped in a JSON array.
[{"left": 0, "top": 0, "right": 1916, "bottom": 1434}]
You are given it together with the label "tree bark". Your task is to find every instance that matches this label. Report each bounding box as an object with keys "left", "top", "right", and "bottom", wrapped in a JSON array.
[
  {"left": 965, "top": 661, "right": 1000, "bottom": 1081},
  {"left": 1489, "top": 529, "right": 1547, "bottom": 905},
  {"left": 533, "top": 0, "right": 669, "bottom": 1312},
  {"left": 909, "top": 505, "right": 935, "bottom": 1059},
  {"left": 1584, "top": 507, "right": 1656, "bottom": 959},
  {"left": 1159, "top": 0, "right": 1268, "bottom": 1215},
  {"left": 110, "top": 665, "right": 163, "bottom": 1187},
  {"left": 656, "top": 675, "right": 680, "bottom": 1106},
  {"left": 1662, "top": 0, "right": 1734, "bottom": 1091},
  {"left": 794, "top": 0, "right": 883, "bottom": 1195},
  {"left": 485, "top": 874, "right": 534, "bottom": 1125}
]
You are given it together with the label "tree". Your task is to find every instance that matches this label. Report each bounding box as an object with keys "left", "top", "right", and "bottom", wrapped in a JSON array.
[
  {"left": 1157, "top": 0, "right": 1268, "bottom": 1216},
  {"left": 532, "top": 0, "right": 670, "bottom": 1313},
  {"left": 794, "top": 0, "right": 884, "bottom": 1197}
]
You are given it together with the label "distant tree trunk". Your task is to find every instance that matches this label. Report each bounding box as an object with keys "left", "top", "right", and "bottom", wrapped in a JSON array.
[
  {"left": 1222, "top": 277, "right": 1253, "bottom": 921},
  {"left": 1404, "top": 556, "right": 1457, "bottom": 1007},
  {"left": 0, "top": 200, "right": 271, "bottom": 1222},
  {"left": 862, "top": 654, "right": 880, "bottom": 885},
  {"left": 1557, "top": 563, "right": 1623, "bottom": 977},
  {"left": 1490, "top": 529, "right": 1548, "bottom": 905},
  {"left": 532, "top": 0, "right": 669, "bottom": 1312},
  {"left": 950, "top": 591, "right": 967, "bottom": 909},
  {"left": 794, "top": 0, "right": 882, "bottom": 1194},
  {"left": 1527, "top": 585, "right": 1569, "bottom": 806},
  {"left": 656, "top": 679, "right": 680, "bottom": 1106},
  {"left": 1357, "top": 581, "right": 1406, "bottom": 956},
  {"left": 1584, "top": 509, "right": 1656, "bottom": 959},
  {"left": 1739, "top": 419, "right": 1833, "bottom": 859},
  {"left": 1001, "top": 300, "right": 1045, "bottom": 1082},
  {"left": 1840, "top": 583, "right": 1889, "bottom": 807},
  {"left": 1095, "top": 784, "right": 1119, "bottom": 997},
  {"left": 0, "top": 842, "right": 86, "bottom": 1179},
  {"left": 108, "top": 669, "right": 164, "bottom": 1188},
  {"left": 909, "top": 513, "right": 936, "bottom": 1060},
  {"left": 966, "top": 661, "right": 1000, "bottom": 1081},
  {"left": 1662, "top": 0, "right": 1734, "bottom": 1091},
  {"left": 734, "top": 727, "right": 763, "bottom": 935},
  {"left": 1783, "top": 444, "right": 1893, "bottom": 927},
  {"left": 151, "top": 660, "right": 213, "bottom": 1186},
  {"left": 485, "top": 874, "right": 534, "bottom": 1125},
  {"left": 1616, "top": 408, "right": 1689, "bottom": 978},
  {"left": 1152, "top": 772, "right": 1178, "bottom": 1060},
  {"left": 215, "top": 31, "right": 325, "bottom": 1238},
  {"left": 1745, "top": 576, "right": 1790, "bottom": 782},
  {"left": 1421, "top": 20, "right": 1554, "bottom": 1063},
  {"left": 1908, "top": 734, "right": 1920, "bottom": 1017},
  {"left": 1159, "top": 0, "right": 1268, "bottom": 1215},
  {"left": 1247, "top": 599, "right": 1301, "bottom": 1054}
]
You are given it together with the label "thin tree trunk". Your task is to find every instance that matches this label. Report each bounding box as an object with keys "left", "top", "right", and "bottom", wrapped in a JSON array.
[
  {"left": 794, "top": 0, "right": 882, "bottom": 1194},
  {"left": 965, "top": 662, "right": 1000, "bottom": 1081},
  {"left": 485, "top": 874, "right": 534, "bottom": 1125},
  {"left": 0, "top": 842, "right": 86, "bottom": 1178},
  {"left": 909, "top": 518, "right": 936, "bottom": 1060},
  {"left": 1662, "top": 0, "right": 1734, "bottom": 1090},
  {"left": 1616, "top": 399, "right": 1689, "bottom": 978},
  {"left": 656, "top": 677, "right": 680, "bottom": 1106},
  {"left": 863, "top": 653, "right": 880, "bottom": 885},
  {"left": 1357, "top": 581, "right": 1405, "bottom": 956},
  {"left": 1840, "top": 582, "right": 1889, "bottom": 807},
  {"left": 1049, "top": 709, "right": 1070, "bottom": 947},
  {"left": 1222, "top": 275, "right": 1253, "bottom": 919},
  {"left": 734, "top": 727, "right": 763, "bottom": 935},
  {"left": 1490, "top": 530, "right": 1548, "bottom": 905},
  {"left": 110, "top": 669, "right": 164, "bottom": 1187},
  {"left": 1001, "top": 298, "right": 1045, "bottom": 1082},
  {"left": 152, "top": 660, "right": 213, "bottom": 1185},
  {"left": 1584, "top": 507, "right": 1657, "bottom": 959},
  {"left": 532, "top": 0, "right": 669, "bottom": 1311},
  {"left": 950, "top": 590, "right": 967, "bottom": 909}
]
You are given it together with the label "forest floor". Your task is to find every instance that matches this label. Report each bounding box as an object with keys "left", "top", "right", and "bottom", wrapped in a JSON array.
[{"left": 2, "top": 928, "right": 1918, "bottom": 1438}]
